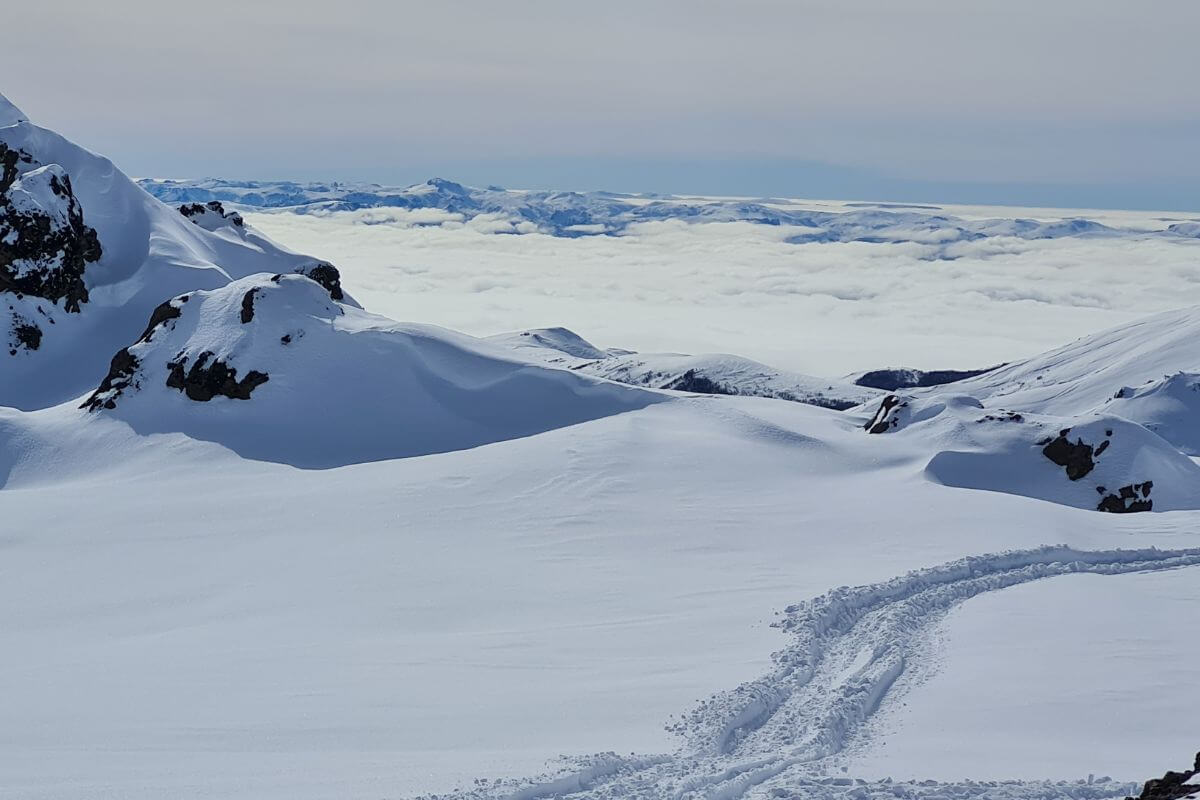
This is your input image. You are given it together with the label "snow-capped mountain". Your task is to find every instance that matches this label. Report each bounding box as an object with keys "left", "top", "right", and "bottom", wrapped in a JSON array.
[
  {"left": 138, "top": 176, "right": 1200, "bottom": 246},
  {"left": 0, "top": 99, "right": 343, "bottom": 410}
]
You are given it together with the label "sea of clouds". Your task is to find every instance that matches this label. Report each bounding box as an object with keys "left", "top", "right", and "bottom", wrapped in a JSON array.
[{"left": 248, "top": 205, "right": 1200, "bottom": 377}]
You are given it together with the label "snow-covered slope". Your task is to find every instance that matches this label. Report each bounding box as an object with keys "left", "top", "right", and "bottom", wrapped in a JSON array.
[
  {"left": 934, "top": 305, "right": 1200, "bottom": 417},
  {"left": 491, "top": 327, "right": 881, "bottom": 409},
  {"left": 0, "top": 95, "right": 342, "bottom": 410},
  {"left": 77, "top": 275, "right": 662, "bottom": 467}
]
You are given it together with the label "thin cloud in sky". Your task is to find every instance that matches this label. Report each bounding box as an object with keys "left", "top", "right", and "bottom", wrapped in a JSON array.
[{"left": 4, "top": 0, "right": 1198, "bottom": 208}]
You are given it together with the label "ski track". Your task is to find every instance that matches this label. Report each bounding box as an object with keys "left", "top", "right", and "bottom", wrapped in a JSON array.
[{"left": 423, "top": 545, "right": 1200, "bottom": 800}]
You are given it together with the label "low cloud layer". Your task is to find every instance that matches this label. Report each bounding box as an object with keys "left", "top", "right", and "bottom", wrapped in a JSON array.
[{"left": 248, "top": 207, "right": 1200, "bottom": 377}]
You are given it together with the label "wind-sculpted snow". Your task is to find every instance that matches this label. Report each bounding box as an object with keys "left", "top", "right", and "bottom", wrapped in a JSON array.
[
  {"left": 80, "top": 274, "right": 664, "bottom": 467},
  {"left": 136, "top": 176, "right": 1197, "bottom": 251},
  {"left": 432, "top": 546, "right": 1199, "bottom": 800},
  {"left": 490, "top": 327, "right": 881, "bottom": 410}
]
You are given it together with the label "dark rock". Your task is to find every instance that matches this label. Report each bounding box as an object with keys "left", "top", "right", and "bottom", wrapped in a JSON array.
[
  {"left": 295, "top": 261, "right": 344, "bottom": 300},
  {"left": 0, "top": 144, "right": 102, "bottom": 312},
  {"left": 12, "top": 320, "right": 41, "bottom": 351},
  {"left": 865, "top": 394, "right": 906, "bottom": 434},
  {"left": 180, "top": 200, "right": 244, "bottom": 227},
  {"left": 137, "top": 298, "right": 183, "bottom": 343},
  {"left": 1125, "top": 752, "right": 1200, "bottom": 799},
  {"left": 978, "top": 410, "right": 1023, "bottom": 423},
  {"left": 165, "top": 350, "right": 268, "bottom": 401},
  {"left": 1042, "top": 431, "right": 1102, "bottom": 481},
  {"left": 80, "top": 347, "right": 140, "bottom": 411},
  {"left": 240, "top": 288, "right": 258, "bottom": 323},
  {"left": 1098, "top": 481, "right": 1153, "bottom": 513},
  {"left": 662, "top": 369, "right": 736, "bottom": 395}
]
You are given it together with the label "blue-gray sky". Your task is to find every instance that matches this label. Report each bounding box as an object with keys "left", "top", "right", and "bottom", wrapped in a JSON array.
[{"left": 5, "top": 0, "right": 1199, "bottom": 210}]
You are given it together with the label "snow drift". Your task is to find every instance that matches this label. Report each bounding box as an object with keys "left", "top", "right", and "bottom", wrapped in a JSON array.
[{"left": 80, "top": 274, "right": 664, "bottom": 467}]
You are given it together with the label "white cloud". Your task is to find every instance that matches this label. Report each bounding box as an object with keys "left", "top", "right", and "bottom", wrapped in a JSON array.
[{"left": 249, "top": 208, "right": 1200, "bottom": 376}]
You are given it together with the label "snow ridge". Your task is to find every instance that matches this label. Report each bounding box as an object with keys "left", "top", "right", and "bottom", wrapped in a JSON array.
[{"left": 436, "top": 545, "right": 1200, "bottom": 800}]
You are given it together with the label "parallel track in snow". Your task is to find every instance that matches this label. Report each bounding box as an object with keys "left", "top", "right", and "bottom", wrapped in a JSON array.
[{"left": 430, "top": 545, "right": 1200, "bottom": 800}]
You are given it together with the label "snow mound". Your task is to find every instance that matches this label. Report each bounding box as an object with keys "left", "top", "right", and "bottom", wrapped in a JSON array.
[
  {"left": 862, "top": 392, "right": 1200, "bottom": 512},
  {"left": 0, "top": 93, "right": 341, "bottom": 410},
  {"left": 80, "top": 274, "right": 664, "bottom": 467},
  {"left": 491, "top": 327, "right": 881, "bottom": 410},
  {"left": 1100, "top": 372, "right": 1200, "bottom": 456},
  {"left": 937, "top": 306, "right": 1200, "bottom": 417}
]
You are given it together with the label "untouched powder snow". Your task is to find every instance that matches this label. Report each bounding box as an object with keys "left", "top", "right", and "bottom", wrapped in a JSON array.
[{"left": 847, "top": 568, "right": 1200, "bottom": 782}]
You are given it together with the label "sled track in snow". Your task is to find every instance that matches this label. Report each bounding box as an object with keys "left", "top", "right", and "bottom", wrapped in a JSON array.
[{"left": 430, "top": 545, "right": 1200, "bottom": 800}]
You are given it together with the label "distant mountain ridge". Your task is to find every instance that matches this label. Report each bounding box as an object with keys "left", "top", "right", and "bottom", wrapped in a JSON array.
[{"left": 138, "top": 176, "right": 1200, "bottom": 246}]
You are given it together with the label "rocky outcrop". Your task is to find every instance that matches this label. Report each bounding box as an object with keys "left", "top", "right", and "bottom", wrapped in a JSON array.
[
  {"left": 0, "top": 143, "right": 102, "bottom": 314},
  {"left": 294, "top": 261, "right": 344, "bottom": 300},
  {"left": 1097, "top": 482, "right": 1153, "bottom": 513},
  {"left": 8, "top": 312, "right": 41, "bottom": 354},
  {"left": 1126, "top": 752, "right": 1200, "bottom": 800},
  {"left": 179, "top": 200, "right": 243, "bottom": 228},
  {"left": 1040, "top": 428, "right": 1109, "bottom": 481},
  {"left": 865, "top": 394, "right": 906, "bottom": 433},
  {"left": 80, "top": 347, "right": 140, "bottom": 411},
  {"left": 662, "top": 368, "right": 736, "bottom": 396},
  {"left": 165, "top": 351, "right": 268, "bottom": 401},
  {"left": 240, "top": 288, "right": 258, "bottom": 323},
  {"left": 81, "top": 295, "right": 188, "bottom": 411}
]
